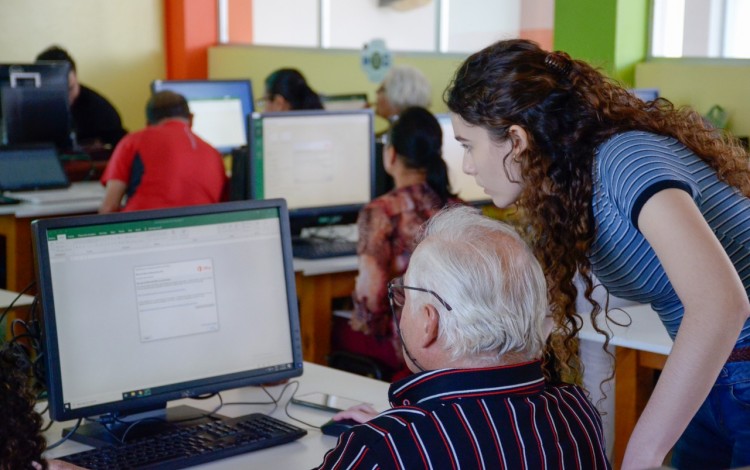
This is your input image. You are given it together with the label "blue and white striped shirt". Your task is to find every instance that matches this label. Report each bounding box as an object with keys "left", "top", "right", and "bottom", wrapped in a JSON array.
[
  {"left": 590, "top": 131, "right": 750, "bottom": 344},
  {"left": 316, "top": 361, "right": 610, "bottom": 469}
]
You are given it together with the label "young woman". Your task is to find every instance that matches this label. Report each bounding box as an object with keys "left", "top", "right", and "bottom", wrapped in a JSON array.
[
  {"left": 336, "top": 107, "right": 461, "bottom": 380},
  {"left": 262, "top": 68, "right": 323, "bottom": 111},
  {"left": 446, "top": 39, "right": 750, "bottom": 469}
]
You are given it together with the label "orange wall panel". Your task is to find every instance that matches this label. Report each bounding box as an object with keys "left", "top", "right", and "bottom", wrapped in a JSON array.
[
  {"left": 164, "top": 0, "right": 218, "bottom": 79},
  {"left": 228, "top": 0, "right": 253, "bottom": 43}
]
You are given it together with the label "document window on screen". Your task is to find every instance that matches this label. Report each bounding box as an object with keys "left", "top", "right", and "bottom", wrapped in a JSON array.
[
  {"left": 46, "top": 211, "right": 292, "bottom": 411},
  {"left": 188, "top": 98, "right": 247, "bottom": 150},
  {"left": 256, "top": 113, "right": 372, "bottom": 210}
]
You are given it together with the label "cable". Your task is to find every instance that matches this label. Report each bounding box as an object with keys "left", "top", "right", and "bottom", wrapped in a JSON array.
[
  {"left": 0, "top": 280, "right": 36, "bottom": 327},
  {"left": 46, "top": 418, "right": 83, "bottom": 451},
  {"left": 280, "top": 381, "right": 324, "bottom": 429}
]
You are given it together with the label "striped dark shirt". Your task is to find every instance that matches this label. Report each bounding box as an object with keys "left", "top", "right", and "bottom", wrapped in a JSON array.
[
  {"left": 316, "top": 361, "right": 610, "bottom": 469},
  {"left": 591, "top": 131, "right": 750, "bottom": 344}
]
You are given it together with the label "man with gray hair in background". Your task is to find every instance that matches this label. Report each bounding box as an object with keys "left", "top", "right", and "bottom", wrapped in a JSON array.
[
  {"left": 375, "top": 65, "right": 432, "bottom": 122},
  {"left": 317, "top": 205, "right": 610, "bottom": 469}
]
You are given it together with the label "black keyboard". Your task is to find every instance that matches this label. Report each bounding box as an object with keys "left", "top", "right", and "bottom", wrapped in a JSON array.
[
  {"left": 292, "top": 238, "right": 357, "bottom": 259},
  {"left": 58, "top": 413, "right": 307, "bottom": 469}
]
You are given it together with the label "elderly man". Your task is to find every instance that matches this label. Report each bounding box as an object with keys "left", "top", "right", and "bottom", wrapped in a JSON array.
[{"left": 317, "top": 205, "right": 610, "bottom": 469}]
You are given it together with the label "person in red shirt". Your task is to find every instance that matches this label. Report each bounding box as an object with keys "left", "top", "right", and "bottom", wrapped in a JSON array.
[{"left": 99, "top": 91, "right": 228, "bottom": 213}]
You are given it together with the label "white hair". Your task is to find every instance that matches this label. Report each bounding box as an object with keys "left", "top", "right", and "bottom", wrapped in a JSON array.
[
  {"left": 382, "top": 65, "right": 432, "bottom": 112},
  {"left": 405, "top": 205, "right": 548, "bottom": 362}
]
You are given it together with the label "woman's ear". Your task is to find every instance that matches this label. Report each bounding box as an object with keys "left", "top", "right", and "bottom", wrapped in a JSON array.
[
  {"left": 508, "top": 125, "right": 529, "bottom": 156},
  {"left": 383, "top": 145, "right": 398, "bottom": 172}
]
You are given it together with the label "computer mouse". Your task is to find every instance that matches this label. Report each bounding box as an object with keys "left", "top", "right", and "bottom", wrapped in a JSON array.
[{"left": 320, "top": 418, "right": 360, "bottom": 437}]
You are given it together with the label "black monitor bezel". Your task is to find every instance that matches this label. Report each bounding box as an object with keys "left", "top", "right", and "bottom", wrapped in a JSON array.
[
  {"left": 33, "top": 199, "right": 304, "bottom": 422},
  {"left": 0, "top": 61, "right": 71, "bottom": 90},
  {"left": 1, "top": 86, "right": 74, "bottom": 150},
  {"left": 249, "top": 109, "right": 375, "bottom": 235},
  {"left": 150, "top": 79, "right": 254, "bottom": 154},
  {"left": 0, "top": 61, "right": 73, "bottom": 150}
]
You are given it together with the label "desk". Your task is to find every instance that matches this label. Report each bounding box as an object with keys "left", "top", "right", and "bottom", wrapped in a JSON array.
[
  {"left": 44, "top": 362, "right": 390, "bottom": 468},
  {"left": 294, "top": 256, "right": 358, "bottom": 365},
  {"left": 0, "top": 182, "right": 104, "bottom": 291},
  {"left": 0, "top": 288, "right": 35, "bottom": 341},
  {"left": 579, "top": 304, "right": 672, "bottom": 469}
]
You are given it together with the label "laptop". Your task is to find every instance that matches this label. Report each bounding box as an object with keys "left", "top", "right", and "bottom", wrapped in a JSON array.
[
  {"left": 0, "top": 144, "right": 69, "bottom": 192},
  {"left": 0, "top": 144, "right": 104, "bottom": 205}
]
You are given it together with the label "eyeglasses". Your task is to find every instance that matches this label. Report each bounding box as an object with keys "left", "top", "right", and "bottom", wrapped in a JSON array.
[
  {"left": 255, "top": 94, "right": 272, "bottom": 110},
  {"left": 387, "top": 277, "right": 452, "bottom": 325}
]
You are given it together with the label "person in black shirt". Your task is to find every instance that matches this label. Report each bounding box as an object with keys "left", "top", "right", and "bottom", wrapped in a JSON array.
[{"left": 36, "top": 45, "right": 126, "bottom": 149}]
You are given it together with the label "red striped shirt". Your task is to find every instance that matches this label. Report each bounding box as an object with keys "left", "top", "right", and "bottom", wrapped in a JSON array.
[{"left": 316, "top": 360, "right": 610, "bottom": 469}]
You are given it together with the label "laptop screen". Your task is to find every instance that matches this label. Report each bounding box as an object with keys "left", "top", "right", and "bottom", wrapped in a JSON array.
[{"left": 0, "top": 144, "right": 69, "bottom": 191}]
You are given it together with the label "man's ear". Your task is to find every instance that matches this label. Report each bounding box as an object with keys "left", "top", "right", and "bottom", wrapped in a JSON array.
[
  {"left": 418, "top": 303, "right": 440, "bottom": 349},
  {"left": 508, "top": 124, "right": 529, "bottom": 156}
]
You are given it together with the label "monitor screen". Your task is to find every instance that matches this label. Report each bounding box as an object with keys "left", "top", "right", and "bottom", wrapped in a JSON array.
[
  {"left": 151, "top": 79, "right": 253, "bottom": 154},
  {"left": 320, "top": 93, "right": 368, "bottom": 111},
  {"left": 436, "top": 113, "right": 491, "bottom": 205},
  {"left": 0, "top": 144, "right": 69, "bottom": 191},
  {"left": 250, "top": 109, "right": 374, "bottom": 233},
  {"left": 630, "top": 88, "right": 660, "bottom": 102},
  {"left": 33, "top": 199, "right": 303, "bottom": 444}
]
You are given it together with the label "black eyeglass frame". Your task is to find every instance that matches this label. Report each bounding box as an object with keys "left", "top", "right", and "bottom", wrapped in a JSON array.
[{"left": 387, "top": 277, "right": 453, "bottom": 326}]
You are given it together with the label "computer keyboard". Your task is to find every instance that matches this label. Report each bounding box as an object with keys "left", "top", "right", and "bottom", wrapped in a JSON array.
[
  {"left": 58, "top": 413, "right": 307, "bottom": 469},
  {"left": 292, "top": 238, "right": 357, "bottom": 259}
]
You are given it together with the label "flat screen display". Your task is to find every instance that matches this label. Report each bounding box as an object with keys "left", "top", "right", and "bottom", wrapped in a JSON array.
[
  {"left": 151, "top": 79, "right": 254, "bottom": 154},
  {"left": 250, "top": 109, "right": 374, "bottom": 232},
  {"left": 33, "top": 199, "right": 303, "bottom": 425}
]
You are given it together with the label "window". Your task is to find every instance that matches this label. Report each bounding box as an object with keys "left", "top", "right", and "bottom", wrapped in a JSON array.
[
  {"left": 651, "top": 0, "right": 750, "bottom": 58},
  {"left": 224, "top": 0, "right": 554, "bottom": 54}
]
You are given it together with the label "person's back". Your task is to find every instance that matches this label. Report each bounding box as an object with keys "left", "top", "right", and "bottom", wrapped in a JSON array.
[
  {"left": 99, "top": 91, "right": 227, "bottom": 213},
  {"left": 337, "top": 108, "right": 461, "bottom": 380},
  {"left": 322, "top": 362, "right": 607, "bottom": 469}
]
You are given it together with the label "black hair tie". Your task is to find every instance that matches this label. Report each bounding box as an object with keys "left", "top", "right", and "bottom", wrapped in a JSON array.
[{"left": 544, "top": 52, "right": 572, "bottom": 77}]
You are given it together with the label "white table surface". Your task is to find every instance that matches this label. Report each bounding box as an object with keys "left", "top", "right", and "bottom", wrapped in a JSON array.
[
  {"left": 43, "top": 362, "right": 390, "bottom": 468},
  {"left": 0, "top": 288, "right": 34, "bottom": 308},
  {"left": 578, "top": 303, "right": 673, "bottom": 356},
  {"left": 0, "top": 181, "right": 104, "bottom": 218}
]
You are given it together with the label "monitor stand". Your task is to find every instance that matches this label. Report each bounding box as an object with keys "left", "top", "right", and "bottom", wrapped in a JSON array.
[{"left": 63, "top": 405, "right": 224, "bottom": 448}]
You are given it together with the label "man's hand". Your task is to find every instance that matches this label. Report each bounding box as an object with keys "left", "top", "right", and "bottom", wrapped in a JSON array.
[{"left": 332, "top": 403, "right": 379, "bottom": 424}]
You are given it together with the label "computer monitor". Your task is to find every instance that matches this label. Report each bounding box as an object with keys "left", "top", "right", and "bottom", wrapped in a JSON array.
[
  {"left": 320, "top": 93, "right": 369, "bottom": 111},
  {"left": 630, "top": 88, "right": 660, "bottom": 102},
  {"left": 0, "top": 144, "right": 69, "bottom": 191},
  {"left": 1, "top": 86, "right": 73, "bottom": 149},
  {"left": 0, "top": 61, "right": 71, "bottom": 90},
  {"left": 0, "top": 61, "right": 73, "bottom": 149},
  {"left": 249, "top": 109, "right": 374, "bottom": 235},
  {"left": 33, "top": 199, "right": 303, "bottom": 446},
  {"left": 151, "top": 79, "right": 254, "bottom": 154}
]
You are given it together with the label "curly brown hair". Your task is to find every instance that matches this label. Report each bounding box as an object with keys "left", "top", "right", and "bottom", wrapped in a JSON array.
[
  {"left": 445, "top": 39, "right": 750, "bottom": 382},
  {"left": 0, "top": 344, "right": 47, "bottom": 469}
]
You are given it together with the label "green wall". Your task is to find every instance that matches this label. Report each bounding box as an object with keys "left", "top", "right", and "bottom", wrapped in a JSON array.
[
  {"left": 635, "top": 59, "right": 750, "bottom": 137},
  {"left": 554, "top": 0, "right": 649, "bottom": 85},
  {"left": 209, "top": 45, "right": 465, "bottom": 132}
]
